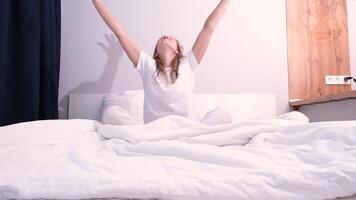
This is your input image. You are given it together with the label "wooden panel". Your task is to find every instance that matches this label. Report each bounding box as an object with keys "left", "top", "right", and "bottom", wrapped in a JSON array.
[
  {"left": 290, "top": 90, "right": 356, "bottom": 110},
  {"left": 287, "top": 0, "right": 351, "bottom": 101}
]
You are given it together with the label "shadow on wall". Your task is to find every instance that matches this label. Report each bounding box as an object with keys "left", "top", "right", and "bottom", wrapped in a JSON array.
[{"left": 58, "top": 34, "right": 124, "bottom": 118}]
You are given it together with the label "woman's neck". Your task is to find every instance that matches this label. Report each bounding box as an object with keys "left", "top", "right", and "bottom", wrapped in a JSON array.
[{"left": 159, "top": 52, "right": 176, "bottom": 68}]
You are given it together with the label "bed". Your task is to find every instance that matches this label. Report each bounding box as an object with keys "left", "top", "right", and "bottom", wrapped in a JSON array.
[{"left": 1, "top": 92, "right": 356, "bottom": 200}]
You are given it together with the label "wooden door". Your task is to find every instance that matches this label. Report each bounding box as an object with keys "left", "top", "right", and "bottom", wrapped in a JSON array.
[{"left": 287, "top": 0, "right": 351, "bottom": 101}]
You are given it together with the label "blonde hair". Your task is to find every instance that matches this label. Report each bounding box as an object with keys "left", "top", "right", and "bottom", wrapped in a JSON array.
[{"left": 153, "top": 39, "right": 183, "bottom": 84}]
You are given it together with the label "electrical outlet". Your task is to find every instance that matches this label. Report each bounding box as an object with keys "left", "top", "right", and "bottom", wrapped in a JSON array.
[{"left": 325, "top": 75, "right": 351, "bottom": 85}]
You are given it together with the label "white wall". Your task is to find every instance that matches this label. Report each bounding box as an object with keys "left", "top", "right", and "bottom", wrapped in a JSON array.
[
  {"left": 59, "top": 0, "right": 291, "bottom": 119},
  {"left": 59, "top": 0, "right": 356, "bottom": 122}
]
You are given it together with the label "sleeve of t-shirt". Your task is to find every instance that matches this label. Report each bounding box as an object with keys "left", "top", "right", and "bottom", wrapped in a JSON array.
[
  {"left": 184, "top": 50, "right": 199, "bottom": 71},
  {"left": 136, "top": 51, "right": 156, "bottom": 79}
]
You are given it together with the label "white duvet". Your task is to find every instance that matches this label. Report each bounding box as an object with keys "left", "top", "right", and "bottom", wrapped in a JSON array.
[{"left": 0, "top": 113, "right": 356, "bottom": 199}]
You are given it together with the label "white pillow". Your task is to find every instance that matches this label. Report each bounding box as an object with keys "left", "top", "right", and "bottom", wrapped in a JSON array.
[
  {"left": 191, "top": 94, "right": 263, "bottom": 122},
  {"left": 101, "top": 90, "right": 144, "bottom": 125},
  {"left": 277, "top": 111, "right": 309, "bottom": 123},
  {"left": 190, "top": 96, "right": 217, "bottom": 122},
  {"left": 200, "top": 107, "right": 233, "bottom": 126},
  {"left": 101, "top": 105, "right": 139, "bottom": 125},
  {"left": 123, "top": 90, "right": 144, "bottom": 122}
]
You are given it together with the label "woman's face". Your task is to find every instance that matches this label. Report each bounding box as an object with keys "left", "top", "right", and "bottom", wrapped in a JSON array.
[{"left": 155, "top": 35, "right": 179, "bottom": 56}]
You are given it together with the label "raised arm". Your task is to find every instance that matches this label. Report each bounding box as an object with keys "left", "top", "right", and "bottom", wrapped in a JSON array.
[
  {"left": 92, "top": 0, "right": 140, "bottom": 67},
  {"left": 192, "top": 0, "right": 231, "bottom": 64}
]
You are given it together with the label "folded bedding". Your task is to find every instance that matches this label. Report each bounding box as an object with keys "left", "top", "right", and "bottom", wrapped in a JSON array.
[
  {"left": 1, "top": 113, "right": 356, "bottom": 200},
  {"left": 97, "top": 112, "right": 307, "bottom": 146}
]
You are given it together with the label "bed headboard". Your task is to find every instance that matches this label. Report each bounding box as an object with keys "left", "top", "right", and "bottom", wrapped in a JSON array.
[{"left": 68, "top": 92, "right": 276, "bottom": 120}]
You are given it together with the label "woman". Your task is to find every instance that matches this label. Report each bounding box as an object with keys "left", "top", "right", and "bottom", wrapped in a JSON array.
[{"left": 93, "top": 0, "right": 231, "bottom": 123}]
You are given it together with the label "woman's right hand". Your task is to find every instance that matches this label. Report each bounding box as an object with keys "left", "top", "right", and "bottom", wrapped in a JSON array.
[{"left": 92, "top": 0, "right": 141, "bottom": 67}]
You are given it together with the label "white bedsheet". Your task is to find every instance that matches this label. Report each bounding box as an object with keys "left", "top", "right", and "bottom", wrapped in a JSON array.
[{"left": 0, "top": 116, "right": 356, "bottom": 199}]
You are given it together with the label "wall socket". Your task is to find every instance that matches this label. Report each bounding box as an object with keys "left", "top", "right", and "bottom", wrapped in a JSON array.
[{"left": 325, "top": 75, "right": 352, "bottom": 85}]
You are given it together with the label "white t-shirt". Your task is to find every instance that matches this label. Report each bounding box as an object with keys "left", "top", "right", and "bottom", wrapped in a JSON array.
[{"left": 137, "top": 50, "right": 199, "bottom": 123}]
